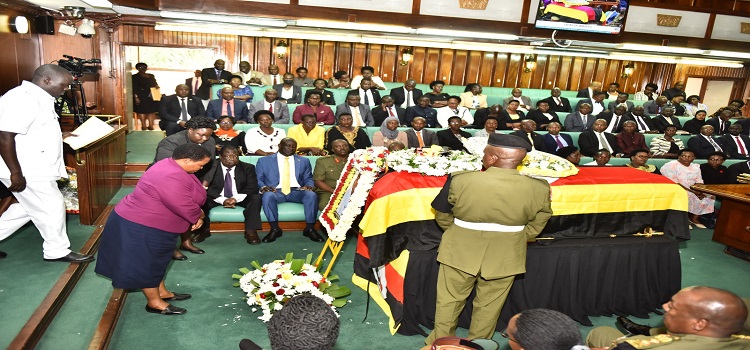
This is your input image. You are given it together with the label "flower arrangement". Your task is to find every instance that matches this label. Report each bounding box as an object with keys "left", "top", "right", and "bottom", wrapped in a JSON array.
[
  {"left": 518, "top": 150, "right": 579, "bottom": 178},
  {"left": 386, "top": 147, "right": 481, "bottom": 176},
  {"left": 57, "top": 166, "right": 79, "bottom": 214},
  {"left": 233, "top": 253, "right": 351, "bottom": 322}
]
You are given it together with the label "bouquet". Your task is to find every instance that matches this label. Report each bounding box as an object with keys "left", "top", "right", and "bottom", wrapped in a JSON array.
[
  {"left": 518, "top": 150, "right": 579, "bottom": 178},
  {"left": 386, "top": 147, "right": 481, "bottom": 176},
  {"left": 233, "top": 253, "right": 351, "bottom": 322}
]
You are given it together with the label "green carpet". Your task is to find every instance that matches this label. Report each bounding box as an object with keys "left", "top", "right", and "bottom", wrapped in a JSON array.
[{"left": 126, "top": 131, "right": 164, "bottom": 164}]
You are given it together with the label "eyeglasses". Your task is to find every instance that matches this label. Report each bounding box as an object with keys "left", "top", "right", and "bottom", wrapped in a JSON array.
[
  {"left": 219, "top": 121, "right": 233, "bottom": 125},
  {"left": 500, "top": 331, "right": 518, "bottom": 344}
]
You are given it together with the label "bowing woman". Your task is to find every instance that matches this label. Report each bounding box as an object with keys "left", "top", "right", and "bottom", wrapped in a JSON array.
[{"left": 96, "top": 143, "right": 210, "bottom": 315}]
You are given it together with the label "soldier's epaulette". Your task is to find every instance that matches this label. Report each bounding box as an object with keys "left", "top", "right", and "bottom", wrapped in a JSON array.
[
  {"left": 732, "top": 334, "right": 750, "bottom": 340},
  {"left": 622, "top": 334, "right": 679, "bottom": 349},
  {"left": 449, "top": 170, "right": 474, "bottom": 177}
]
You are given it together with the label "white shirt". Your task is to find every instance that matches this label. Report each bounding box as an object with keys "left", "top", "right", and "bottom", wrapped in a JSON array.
[
  {"left": 267, "top": 74, "right": 281, "bottom": 85},
  {"left": 605, "top": 113, "right": 624, "bottom": 133},
  {"left": 263, "top": 101, "right": 275, "bottom": 111},
  {"left": 178, "top": 97, "right": 194, "bottom": 121},
  {"left": 358, "top": 88, "right": 375, "bottom": 107},
  {"left": 349, "top": 105, "right": 366, "bottom": 127},
  {"left": 276, "top": 155, "right": 300, "bottom": 189},
  {"left": 702, "top": 135, "right": 723, "bottom": 151},
  {"left": 594, "top": 131, "right": 614, "bottom": 152},
  {"left": 400, "top": 87, "right": 414, "bottom": 109},
  {"left": 591, "top": 101, "right": 605, "bottom": 116},
  {"left": 244, "top": 127, "right": 287, "bottom": 154},
  {"left": 437, "top": 106, "right": 474, "bottom": 128},
  {"left": 549, "top": 134, "right": 569, "bottom": 149},
  {"left": 0, "top": 81, "right": 66, "bottom": 180},
  {"left": 280, "top": 86, "right": 294, "bottom": 100},
  {"left": 351, "top": 75, "right": 386, "bottom": 90},
  {"left": 632, "top": 115, "right": 651, "bottom": 132},
  {"left": 213, "top": 165, "right": 247, "bottom": 204}
]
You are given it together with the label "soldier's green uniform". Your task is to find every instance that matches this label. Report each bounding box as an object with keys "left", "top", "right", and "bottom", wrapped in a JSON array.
[
  {"left": 586, "top": 326, "right": 750, "bottom": 349},
  {"left": 425, "top": 167, "right": 552, "bottom": 344},
  {"left": 312, "top": 155, "right": 346, "bottom": 211}
]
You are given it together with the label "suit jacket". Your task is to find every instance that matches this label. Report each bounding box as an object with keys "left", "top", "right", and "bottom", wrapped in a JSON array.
[
  {"left": 642, "top": 101, "right": 666, "bottom": 116},
  {"left": 206, "top": 99, "right": 249, "bottom": 122},
  {"left": 372, "top": 105, "right": 406, "bottom": 126},
  {"left": 526, "top": 110, "right": 560, "bottom": 130},
  {"left": 159, "top": 94, "right": 206, "bottom": 125},
  {"left": 303, "top": 89, "right": 336, "bottom": 105},
  {"left": 436, "top": 129, "right": 472, "bottom": 151},
  {"left": 735, "top": 118, "right": 750, "bottom": 136},
  {"left": 575, "top": 98, "right": 607, "bottom": 113},
  {"left": 627, "top": 113, "right": 657, "bottom": 132},
  {"left": 597, "top": 111, "right": 631, "bottom": 133},
  {"left": 510, "top": 130, "right": 547, "bottom": 152},
  {"left": 152, "top": 130, "right": 216, "bottom": 182},
  {"left": 719, "top": 134, "right": 750, "bottom": 159},
  {"left": 347, "top": 88, "right": 382, "bottom": 107},
  {"left": 651, "top": 115, "right": 683, "bottom": 133},
  {"left": 564, "top": 111, "right": 595, "bottom": 132},
  {"left": 727, "top": 161, "right": 750, "bottom": 184},
  {"left": 186, "top": 77, "right": 200, "bottom": 97},
  {"left": 273, "top": 84, "right": 302, "bottom": 104},
  {"left": 255, "top": 153, "right": 314, "bottom": 189},
  {"left": 389, "top": 87, "right": 423, "bottom": 108},
  {"left": 607, "top": 100, "right": 635, "bottom": 112},
  {"left": 576, "top": 88, "right": 591, "bottom": 98},
  {"left": 687, "top": 135, "right": 724, "bottom": 159},
  {"left": 541, "top": 96, "right": 572, "bottom": 113},
  {"left": 578, "top": 130, "right": 622, "bottom": 157},
  {"left": 207, "top": 161, "right": 259, "bottom": 201},
  {"left": 197, "top": 68, "right": 232, "bottom": 100},
  {"left": 334, "top": 103, "right": 375, "bottom": 126},
  {"left": 247, "top": 100, "right": 290, "bottom": 124},
  {"left": 405, "top": 128, "right": 439, "bottom": 148},
  {"left": 460, "top": 92, "right": 488, "bottom": 109},
  {"left": 543, "top": 133, "right": 574, "bottom": 153},
  {"left": 502, "top": 96, "right": 532, "bottom": 109},
  {"left": 706, "top": 118, "right": 732, "bottom": 135}
]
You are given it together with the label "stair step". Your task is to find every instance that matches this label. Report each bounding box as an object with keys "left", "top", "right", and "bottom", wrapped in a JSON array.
[
  {"left": 123, "top": 171, "right": 142, "bottom": 186},
  {"left": 124, "top": 163, "right": 149, "bottom": 172}
]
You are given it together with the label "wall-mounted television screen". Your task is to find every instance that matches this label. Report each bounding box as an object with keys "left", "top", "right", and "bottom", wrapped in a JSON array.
[{"left": 535, "top": 0, "right": 629, "bottom": 35}]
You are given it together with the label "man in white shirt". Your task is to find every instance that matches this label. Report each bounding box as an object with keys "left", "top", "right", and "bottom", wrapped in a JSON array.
[
  {"left": 437, "top": 96, "right": 473, "bottom": 128},
  {"left": 348, "top": 78, "right": 381, "bottom": 108},
  {"left": 390, "top": 79, "right": 423, "bottom": 109},
  {"left": 0, "top": 64, "right": 94, "bottom": 262},
  {"left": 350, "top": 66, "right": 386, "bottom": 90},
  {"left": 159, "top": 84, "right": 207, "bottom": 135}
]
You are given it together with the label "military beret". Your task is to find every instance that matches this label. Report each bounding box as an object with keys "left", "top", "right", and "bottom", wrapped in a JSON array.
[
  {"left": 555, "top": 146, "right": 579, "bottom": 158},
  {"left": 487, "top": 134, "right": 532, "bottom": 152}
]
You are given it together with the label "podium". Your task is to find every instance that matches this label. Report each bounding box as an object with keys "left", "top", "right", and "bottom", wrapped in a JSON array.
[{"left": 62, "top": 115, "right": 127, "bottom": 225}]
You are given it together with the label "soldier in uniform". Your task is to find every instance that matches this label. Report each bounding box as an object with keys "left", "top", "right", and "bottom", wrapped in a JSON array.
[
  {"left": 586, "top": 286, "right": 749, "bottom": 349},
  {"left": 425, "top": 133, "right": 553, "bottom": 345}
]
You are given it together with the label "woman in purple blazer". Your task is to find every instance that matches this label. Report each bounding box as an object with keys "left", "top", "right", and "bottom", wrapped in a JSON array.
[{"left": 95, "top": 144, "right": 211, "bottom": 315}]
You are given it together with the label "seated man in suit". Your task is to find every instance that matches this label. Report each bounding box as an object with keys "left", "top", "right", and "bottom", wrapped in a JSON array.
[
  {"left": 199, "top": 145, "right": 262, "bottom": 245},
  {"left": 541, "top": 87, "right": 572, "bottom": 113},
  {"left": 260, "top": 64, "right": 281, "bottom": 87},
  {"left": 719, "top": 124, "right": 750, "bottom": 159},
  {"left": 405, "top": 116, "right": 439, "bottom": 149},
  {"left": 564, "top": 103, "right": 595, "bottom": 132},
  {"left": 335, "top": 94, "right": 374, "bottom": 127},
  {"left": 159, "top": 84, "right": 206, "bottom": 136},
  {"left": 576, "top": 91, "right": 608, "bottom": 116},
  {"left": 706, "top": 109, "right": 734, "bottom": 135},
  {"left": 643, "top": 96, "right": 669, "bottom": 116},
  {"left": 662, "top": 81, "right": 687, "bottom": 101},
  {"left": 206, "top": 87, "right": 249, "bottom": 122},
  {"left": 472, "top": 104, "right": 503, "bottom": 129},
  {"left": 436, "top": 116, "right": 472, "bottom": 151},
  {"left": 313, "top": 139, "right": 351, "bottom": 211},
  {"left": 687, "top": 125, "right": 725, "bottom": 159},
  {"left": 576, "top": 81, "right": 601, "bottom": 98},
  {"left": 437, "top": 96, "right": 473, "bottom": 128},
  {"left": 502, "top": 88, "right": 532, "bottom": 113},
  {"left": 510, "top": 119, "right": 547, "bottom": 152},
  {"left": 628, "top": 105, "right": 658, "bottom": 133},
  {"left": 248, "top": 89, "right": 290, "bottom": 124},
  {"left": 273, "top": 73, "right": 302, "bottom": 104},
  {"left": 651, "top": 107, "right": 683, "bottom": 133},
  {"left": 543, "top": 122, "right": 574, "bottom": 153},
  {"left": 348, "top": 78, "right": 381, "bottom": 108},
  {"left": 405, "top": 96, "right": 439, "bottom": 128},
  {"left": 459, "top": 84, "right": 488, "bottom": 110},
  {"left": 372, "top": 95, "right": 405, "bottom": 126},
  {"left": 607, "top": 93, "right": 634, "bottom": 113},
  {"left": 599, "top": 105, "right": 630, "bottom": 134},
  {"left": 390, "top": 79, "right": 423, "bottom": 109},
  {"left": 233, "top": 61, "right": 264, "bottom": 86},
  {"left": 256, "top": 138, "right": 323, "bottom": 243},
  {"left": 578, "top": 119, "right": 623, "bottom": 157}
]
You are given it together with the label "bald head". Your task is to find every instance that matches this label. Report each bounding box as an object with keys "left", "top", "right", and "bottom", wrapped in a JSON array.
[
  {"left": 482, "top": 145, "right": 527, "bottom": 170},
  {"left": 32, "top": 64, "right": 73, "bottom": 97},
  {"left": 665, "top": 286, "right": 748, "bottom": 338}
]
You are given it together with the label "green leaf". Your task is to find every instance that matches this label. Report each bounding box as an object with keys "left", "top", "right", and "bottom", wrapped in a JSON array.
[
  {"left": 284, "top": 252, "right": 294, "bottom": 263},
  {"left": 233, "top": 282, "right": 240, "bottom": 287},
  {"left": 231, "top": 274, "right": 243, "bottom": 279},
  {"left": 290, "top": 259, "right": 304, "bottom": 274},
  {"left": 319, "top": 284, "right": 329, "bottom": 292},
  {"left": 327, "top": 274, "right": 339, "bottom": 282},
  {"left": 305, "top": 253, "right": 313, "bottom": 265},
  {"left": 331, "top": 299, "right": 348, "bottom": 308},
  {"left": 328, "top": 286, "right": 351, "bottom": 298},
  {"left": 239, "top": 267, "right": 251, "bottom": 274},
  {"left": 250, "top": 260, "right": 262, "bottom": 269}
]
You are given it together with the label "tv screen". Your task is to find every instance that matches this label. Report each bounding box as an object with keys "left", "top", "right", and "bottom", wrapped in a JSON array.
[{"left": 535, "top": 0, "right": 629, "bottom": 35}]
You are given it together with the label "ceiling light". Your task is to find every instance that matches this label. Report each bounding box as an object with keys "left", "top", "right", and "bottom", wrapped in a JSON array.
[
  {"left": 416, "top": 28, "right": 518, "bottom": 41},
  {"left": 77, "top": 19, "right": 96, "bottom": 38},
  {"left": 155, "top": 23, "right": 261, "bottom": 36},
  {"left": 535, "top": 48, "right": 609, "bottom": 58},
  {"left": 450, "top": 41, "right": 531, "bottom": 54},
  {"left": 63, "top": 6, "right": 86, "bottom": 19},
  {"left": 0, "top": 15, "right": 29, "bottom": 34},
  {"left": 619, "top": 43, "right": 704, "bottom": 55},
  {"left": 160, "top": 11, "right": 287, "bottom": 28},
  {"left": 704, "top": 50, "right": 750, "bottom": 60},
  {"left": 294, "top": 19, "right": 414, "bottom": 34},
  {"left": 678, "top": 59, "right": 743, "bottom": 68}
]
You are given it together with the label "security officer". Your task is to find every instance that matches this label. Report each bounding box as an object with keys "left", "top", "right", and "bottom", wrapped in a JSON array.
[
  {"left": 586, "top": 286, "right": 749, "bottom": 349},
  {"left": 425, "top": 133, "right": 553, "bottom": 344}
]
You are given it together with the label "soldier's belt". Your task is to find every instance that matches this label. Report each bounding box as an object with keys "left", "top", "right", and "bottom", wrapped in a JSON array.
[{"left": 454, "top": 218, "right": 524, "bottom": 232}]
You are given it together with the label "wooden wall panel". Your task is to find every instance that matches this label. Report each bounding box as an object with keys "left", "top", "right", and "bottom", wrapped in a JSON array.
[
  {"left": 305, "top": 40, "right": 321, "bottom": 80},
  {"left": 504, "top": 54, "right": 522, "bottom": 88},
  {"left": 544, "top": 56, "right": 560, "bottom": 90},
  {"left": 439, "top": 49, "right": 455, "bottom": 85},
  {"left": 382, "top": 45, "right": 399, "bottom": 83},
  {"left": 409, "top": 47, "right": 427, "bottom": 84},
  {"left": 256, "top": 38, "right": 273, "bottom": 74},
  {"left": 0, "top": 32, "right": 40, "bottom": 95},
  {"left": 452, "top": 50, "right": 469, "bottom": 85},
  {"left": 366, "top": 44, "right": 382, "bottom": 79},
  {"left": 424, "top": 48, "right": 441, "bottom": 82},
  {"left": 351, "top": 43, "right": 367, "bottom": 77},
  {"left": 320, "top": 41, "right": 336, "bottom": 81},
  {"left": 478, "top": 53, "right": 496, "bottom": 88},
  {"left": 335, "top": 42, "right": 352, "bottom": 76}
]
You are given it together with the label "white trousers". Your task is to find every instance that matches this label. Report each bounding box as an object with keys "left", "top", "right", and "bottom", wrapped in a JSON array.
[{"left": 0, "top": 179, "right": 71, "bottom": 259}]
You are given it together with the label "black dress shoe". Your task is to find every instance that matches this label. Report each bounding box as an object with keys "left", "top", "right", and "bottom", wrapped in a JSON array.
[
  {"left": 262, "top": 229, "right": 283, "bottom": 243},
  {"left": 172, "top": 250, "right": 187, "bottom": 261},
  {"left": 145, "top": 304, "right": 186, "bottom": 315},
  {"left": 303, "top": 229, "right": 325, "bottom": 242},
  {"left": 162, "top": 292, "right": 192, "bottom": 301},
  {"left": 193, "top": 231, "right": 211, "bottom": 243},
  {"left": 0, "top": 251, "right": 6, "bottom": 259},
  {"left": 617, "top": 316, "right": 652, "bottom": 336},
  {"left": 44, "top": 251, "right": 95, "bottom": 263},
  {"left": 245, "top": 231, "right": 261, "bottom": 245},
  {"left": 180, "top": 246, "right": 205, "bottom": 254}
]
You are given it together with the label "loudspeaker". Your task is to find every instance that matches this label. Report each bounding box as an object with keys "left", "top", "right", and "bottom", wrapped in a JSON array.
[{"left": 33, "top": 16, "right": 54, "bottom": 35}]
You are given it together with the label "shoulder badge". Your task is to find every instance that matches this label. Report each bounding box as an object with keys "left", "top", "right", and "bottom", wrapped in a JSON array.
[
  {"left": 622, "top": 334, "right": 679, "bottom": 349},
  {"left": 731, "top": 334, "right": 750, "bottom": 340}
]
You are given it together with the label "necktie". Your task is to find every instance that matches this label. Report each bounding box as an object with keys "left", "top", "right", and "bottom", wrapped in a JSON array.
[
  {"left": 719, "top": 121, "right": 724, "bottom": 133},
  {"left": 180, "top": 98, "right": 188, "bottom": 121},
  {"left": 226, "top": 101, "right": 232, "bottom": 116},
  {"left": 353, "top": 107, "right": 361, "bottom": 127},
  {"left": 598, "top": 133, "right": 612, "bottom": 152},
  {"left": 416, "top": 131, "right": 425, "bottom": 148},
  {"left": 407, "top": 91, "right": 412, "bottom": 107},
  {"left": 224, "top": 168, "right": 233, "bottom": 198},
  {"left": 269, "top": 104, "right": 273, "bottom": 113},
  {"left": 581, "top": 114, "right": 588, "bottom": 128},
  {"left": 281, "top": 157, "right": 291, "bottom": 195},
  {"left": 611, "top": 115, "right": 620, "bottom": 132},
  {"left": 554, "top": 135, "right": 564, "bottom": 149},
  {"left": 216, "top": 70, "right": 222, "bottom": 80},
  {"left": 736, "top": 136, "right": 747, "bottom": 155},
  {"left": 707, "top": 137, "right": 722, "bottom": 152},
  {"left": 636, "top": 116, "right": 648, "bottom": 131},
  {"left": 527, "top": 133, "right": 536, "bottom": 151},
  {"left": 273, "top": 75, "right": 278, "bottom": 85},
  {"left": 555, "top": 97, "right": 561, "bottom": 106},
  {"left": 364, "top": 91, "right": 370, "bottom": 105},
  {"left": 388, "top": 107, "right": 394, "bottom": 117}
]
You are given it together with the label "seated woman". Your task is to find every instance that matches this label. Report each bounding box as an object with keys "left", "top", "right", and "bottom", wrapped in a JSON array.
[
  {"left": 287, "top": 114, "right": 327, "bottom": 156},
  {"left": 616, "top": 120, "right": 647, "bottom": 156},
  {"left": 583, "top": 149, "right": 612, "bottom": 166},
  {"left": 217, "top": 75, "right": 253, "bottom": 102},
  {"left": 458, "top": 84, "right": 487, "bottom": 110},
  {"left": 473, "top": 116, "right": 500, "bottom": 138},
  {"left": 212, "top": 116, "right": 246, "bottom": 155},
  {"left": 497, "top": 100, "right": 526, "bottom": 130},
  {"left": 324, "top": 113, "right": 371, "bottom": 153},
  {"left": 526, "top": 100, "right": 559, "bottom": 130},
  {"left": 372, "top": 116, "right": 408, "bottom": 148},
  {"left": 244, "top": 110, "right": 287, "bottom": 155},
  {"left": 626, "top": 148, "right": 660, "bottom": 174},
  {"left": 649, "top": 125, "right": 684, "bottom": 158},
  {"left": 556, "top": 146, "right": 581, "bottom": 166},
  {"left": 327, "top": 70, "right": 350, "bottom": 89},
  {"left": 661, "top": 149, "right": 714, "bottom": 228},
  {"left": 424, "top": 80, "right": 451, "bottom": 108},
  {"left": 699, "top": 151, "right": 730, "bottom": 184},
  {"left": 684, "top": 95, "right": 708, "bottom": 118},
  {"left": 304, "top": 78, "right": 336, "bottom": 105},
  {"left": 682, "top": 109, "right": 707, "bottom": 135}
]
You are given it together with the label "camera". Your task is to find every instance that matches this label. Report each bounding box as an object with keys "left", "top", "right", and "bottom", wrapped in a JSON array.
[{"left": 58, "top": 55, "right": 101, "bottom": 78}]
